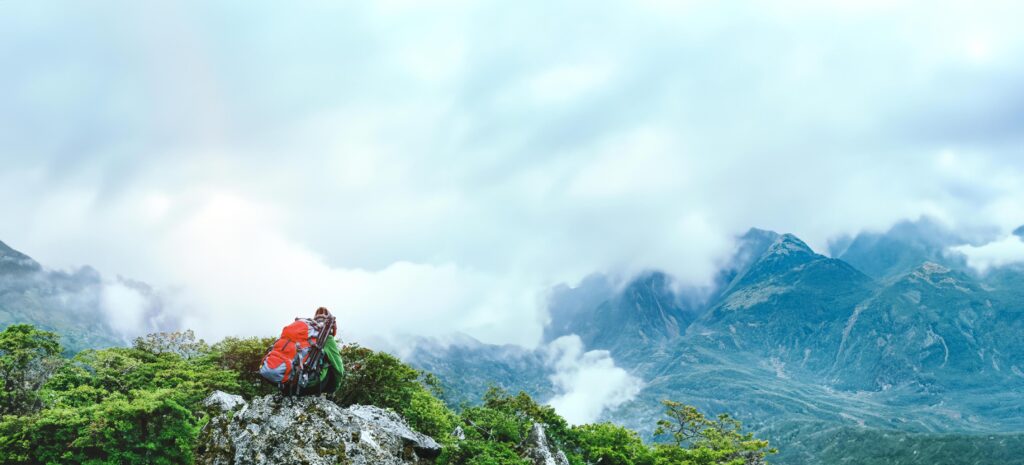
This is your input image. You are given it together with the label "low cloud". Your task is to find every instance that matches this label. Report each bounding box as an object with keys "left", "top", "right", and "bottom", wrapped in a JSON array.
[
  {"left": 4, "top": 1, "right": 1024, "bottom": 348},
  {"left": 150, "top": 193, "right": 543, "bottom": 345},
  {"left": 545, "top": 335, "right": 643, "bottom": 424},
  {"left": 101, "top": 280, "right": 149, "bottom": 336},
  {"left": 951, "top": 234, "right": 1024, "bottom": 273},
  {"left": 99, "top": 276, "right": 179, "bottom": 338}
]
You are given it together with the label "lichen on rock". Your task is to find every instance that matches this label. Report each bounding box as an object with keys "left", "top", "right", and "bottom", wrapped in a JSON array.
[
  {"left": 520, "top": 423, "right": 569, "bottom": 465},
  {"left": 196, "top": 391, "right": 442, "bottom": 465}
]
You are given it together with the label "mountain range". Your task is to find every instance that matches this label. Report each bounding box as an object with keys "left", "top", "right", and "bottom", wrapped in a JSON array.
[
  {"left": 407, "top": 219, "right": 1024, "bottom": 464},
  {"left": 4, "top": 218, "right": 1024, "bottom": 463}
]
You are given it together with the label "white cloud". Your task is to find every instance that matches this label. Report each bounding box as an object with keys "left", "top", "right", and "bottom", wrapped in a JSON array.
[
  {"left": 2, "top": 0, "right": 1024, "bottom": 347},
  {"left": 545, "top": 335, "right": 644, "bottom": 424},
  {"left": 522, "top": 62, "right": 615, "bottom": 105},
  {"left": 149, "top": 192, "right": 542, "bottom": 344},
  {"left": 952, "top": 235, "right": 1024, "bottom": 273},
  {"left": 101, "top": 281, "right": 148, "bottom": 336}
]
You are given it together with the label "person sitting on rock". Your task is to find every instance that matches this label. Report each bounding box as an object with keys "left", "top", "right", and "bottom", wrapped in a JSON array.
[
  {"left": 260, "top": 306, "right": 346, "bottom": 396},
  {"left": 298, "top": 306, "right": 345, "bottom": 395}
]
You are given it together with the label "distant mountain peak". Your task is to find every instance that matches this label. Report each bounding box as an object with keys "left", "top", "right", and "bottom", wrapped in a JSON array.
[
  {"left": 917, "top": 261, "right": 951, "bottom": 275},
  {"left": 835, "top": 217, "right": 969, "bottom": 280},
  {"left": 716, "top": 233, "right": 825, "bottom": 293},
  {"left": 1013, "top": 225, "right": 1024, "bottom": 239},
  {"left": 0, "top": 239, "right": 42, "bottom": 274},
  {"left": 902, "top": 261, "right": 975, "bottom": 292},
  {"left": 765, "top": 234, "right": 814, "bottom": 257}
]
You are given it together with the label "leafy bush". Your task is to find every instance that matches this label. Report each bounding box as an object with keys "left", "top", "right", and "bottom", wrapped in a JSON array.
[
  {"left": 0, "top": 324, "right": 63, "bottom": 415},
  {"left": 208, "top": 335, "right": 278, "bottom": 399},
  {"left": 651, "top": 400, "right": 776, "bottom": 465},
  {"left": 441, "top": 387, "right": 569, "bottom": 465},
  {"left": 336, "top": 344, "right": 423, "bottom": 408},
  {"left": 406, "top": 386, "right": 460, "bottom": 440},
  {"left": 0, "top": 389, "right": 197, "bottom": 465},
  {"left": 45, "top": 346, "right": 238, "bottom": 409},
  {"left": 568, "top": 422, "right": 651, "bottom": 465},
  {"left": 1, "top": 328, "right": 239, "bottom": 464}
]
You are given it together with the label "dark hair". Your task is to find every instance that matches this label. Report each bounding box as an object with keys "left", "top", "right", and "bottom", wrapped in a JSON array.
[{"left": 315, "top": 307, "right": 330, "bottom": 318}]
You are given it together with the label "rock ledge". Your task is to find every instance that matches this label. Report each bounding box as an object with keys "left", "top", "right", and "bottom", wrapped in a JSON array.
[{"left": 197, "top": 391, "right": 441, "bottom": 465}]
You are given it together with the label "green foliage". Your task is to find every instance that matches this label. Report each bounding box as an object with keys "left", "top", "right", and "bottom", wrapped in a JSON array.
[
  {"left": 652, "top": 400, "right": 776, "bottom": 465},
  {"left": 0, "top": 324, "right": 63, "bottom": 415},
  {"left": 46, "top": 345, "right": 238, "bottom": 409},
  {"left": 0, "top": 325, "right": 780, "bottom": 465},
  {"left": 406, "top": 386, "right": 459, "bottom": 440},
  {"left": 336, "top": 344, "right": 423, "bottom": 408},
  {"left": 208, "top": 335, "right": 278, "bottom": 399},
  {"left": 442, "top": 388, "right": 568, "bottom": 465},
  {"left": 567, "top": 422, "right": 651, "bottom": 465},
  {"left": 336, "top": 344, "right": 458, "bottom": 441},
  {"left": 482, "top": 387, "right": 571, "bottom": 443},
  {"left": 0, "top": 326, "right": 239, "bottom": 464},
  {"left": 441, "top": 439, "right": 530, "bottom": 465},
  {"left": 1, "top": 389, "right": 198, "bottom": 465}
]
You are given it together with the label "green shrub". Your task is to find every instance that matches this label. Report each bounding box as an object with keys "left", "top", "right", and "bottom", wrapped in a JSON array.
[
  {"left": 568, "top": 422, "right": 652, "bottom": 465},
  {"left": 1, "top": 389, "right": 197, "bottom": 465},
  {"left": 208, "top": 335, "right": 278, "bottom": 399},
  {"left": 0, "top": 324, "right": 63, "bottom": 415},
  {"left": 651, "top": 400, "right": 776, "bottom": 465},
  {"left": 0, "top": 328, "right": 241, "bottom": 464},
  {"left": 336, "top": 344, "right": 423, "bottom": 409},
  {"left": 406, "top": 386, "right": 460, "bottom": 439}
]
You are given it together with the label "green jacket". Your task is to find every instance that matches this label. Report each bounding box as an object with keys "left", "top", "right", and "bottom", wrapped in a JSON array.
[{"left": 317, "top": 335, "right": 345, "bottom": 392}]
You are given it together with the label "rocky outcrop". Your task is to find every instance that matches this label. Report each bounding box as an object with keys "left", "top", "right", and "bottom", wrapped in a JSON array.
[
  {"left": 197, "top": 391, "right": 441, "bottom": 465},
  {"left": 520, "top": 423, "right": 569, "bottom": 465}
]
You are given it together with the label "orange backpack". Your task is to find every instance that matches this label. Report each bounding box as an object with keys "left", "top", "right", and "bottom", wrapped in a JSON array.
[{"left": 259, "top": 318, "right": 323, "bottom": 386}]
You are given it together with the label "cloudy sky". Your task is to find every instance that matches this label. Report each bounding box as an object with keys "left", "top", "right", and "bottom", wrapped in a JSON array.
[{"left": 2, "top": 0, "right": 1024, "bottom": 346}]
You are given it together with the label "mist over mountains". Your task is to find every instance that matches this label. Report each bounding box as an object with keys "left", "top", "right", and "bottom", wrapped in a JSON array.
[
  {"left": 406, "top": 218, "right": 1024, "bottom": 464},
  {"left": 4, "top": 217, "right": 1024, "bottom": 463},
  {"left": 0, "top": 240, "right": 176, "bottom": 352}
]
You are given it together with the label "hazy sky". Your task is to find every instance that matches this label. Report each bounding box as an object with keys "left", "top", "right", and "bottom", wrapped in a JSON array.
[{"left": 3, "top": 0, "right": 1024, "bottom": 346}]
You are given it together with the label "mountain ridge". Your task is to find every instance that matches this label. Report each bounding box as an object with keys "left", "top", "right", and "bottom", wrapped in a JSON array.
[
  {"left": 4, "top": 220, "right": 1024, "bottom": 464},
  {"left": 408, "top": 221, "right": 1024, "bottom": 464}
]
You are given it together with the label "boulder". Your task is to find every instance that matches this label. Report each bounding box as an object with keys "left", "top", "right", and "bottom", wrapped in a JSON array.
[
  {"left": 203, "top": 391, "right": 246, "bottom": 412},
  {"left": 196, "top": 391, "right": 441, "bottom": 465}
]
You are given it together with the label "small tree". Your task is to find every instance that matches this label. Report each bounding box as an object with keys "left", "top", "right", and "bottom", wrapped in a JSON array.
[
  {"left": 653, "top": 400, "right": 776, "bottom": 465},
  {"left": 0, "top": 324, "right": 63, "bottom": 415},
  {"left": 336, "top": 344, "right": 422, "bottom": 408},
  {"left": 569, "top": 422, "right": 652, "bottom": 465}
]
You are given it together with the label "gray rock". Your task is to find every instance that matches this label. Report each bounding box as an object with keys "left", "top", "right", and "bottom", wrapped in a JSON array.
[
  {"left": 196, "top": 393, "right": 442, "bottom": 465},
  {"left": 203, "top": 391, "right": 246, "bottom": 412},
  {"left": 520, "top": 423, "right": 569, "bottom": 465}
]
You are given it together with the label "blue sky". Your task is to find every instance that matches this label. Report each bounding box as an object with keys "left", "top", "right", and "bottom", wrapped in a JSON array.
[{"left": 2, "top": 1, "right": 1024, "bottom": 345}]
